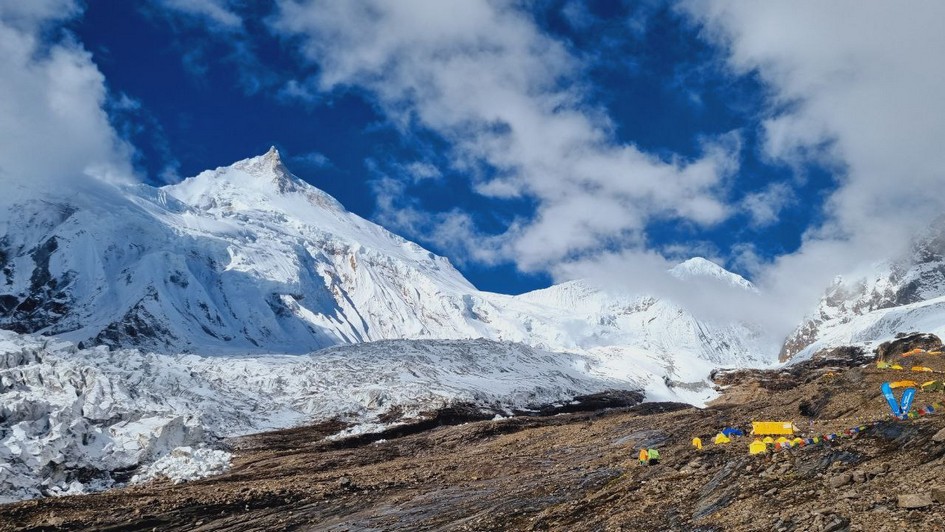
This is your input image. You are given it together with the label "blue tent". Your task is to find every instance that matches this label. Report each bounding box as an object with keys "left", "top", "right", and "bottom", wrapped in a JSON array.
[{"left": 721, "top": 427, "right": 744, "bottom": 437}]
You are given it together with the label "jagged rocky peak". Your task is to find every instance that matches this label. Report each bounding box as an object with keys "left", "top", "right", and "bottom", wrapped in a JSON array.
[{"left": 232, "top": 146, "right": 290, "bottom": 183}]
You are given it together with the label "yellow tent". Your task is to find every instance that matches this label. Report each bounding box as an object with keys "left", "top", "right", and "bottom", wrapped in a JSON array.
[
  {"left": 912, "top": 366, "right": 934, "bottom": 372},
  {"left": 749, "top": 440, "right": 767, "bottom": 455},
  {"left": 751, "top": 421, "right": 796, "bottom": 435},
  {"left": 877, "top": 361, "right": 892, "bottom": 369},
  {"left": 775, "top": 436, "right": 789, "bottom": 445},
  {"left": 762, "top": 436, "right": 774, "bottom": 444},
  {"left": 714, "top": 433, "right": 731, "bottom": 444},
  {"left": 692, "top": 437, "right": 703, "bottom": 450},
  {"left": 928, "top": 351, "right": 943, "bottom": 356},
  {"left": 791, "top": 437, "right": 804, "bottom": 447},
  {"left": 890, "top": 364, "right": 904, "bottom": 370},
  {"left": 890, "top": 380, "right": 918, "bottom": 388}
]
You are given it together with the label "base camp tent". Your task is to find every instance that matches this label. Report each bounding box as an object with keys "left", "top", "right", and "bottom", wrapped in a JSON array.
[
  {"left": 751, "top": 421, "right": 797, "bottom": 435},
  {"left": 749, "top": 440, "right": 767, "bottom": 454},
  {"left": 922, "top": 380, "right": 945, "bottom": 392}
]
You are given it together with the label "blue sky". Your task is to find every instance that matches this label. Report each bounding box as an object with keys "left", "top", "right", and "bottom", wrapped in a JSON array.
[{"left": 4, "top": 1, "right": 945, "bottom": 324}]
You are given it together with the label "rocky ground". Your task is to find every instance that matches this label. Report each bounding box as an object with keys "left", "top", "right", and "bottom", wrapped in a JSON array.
[{"left": 4, "top": 342, "right": 945, "bottom": 531}]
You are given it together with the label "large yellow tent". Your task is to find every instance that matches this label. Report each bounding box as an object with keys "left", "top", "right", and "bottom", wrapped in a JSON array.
[{"left": 751, "top": 421, "right": 796, "bottom": 435}]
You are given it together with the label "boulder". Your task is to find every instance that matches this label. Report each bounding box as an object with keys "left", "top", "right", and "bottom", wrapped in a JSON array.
[
  {"left": 828, "top": 473, "right": 852, "bottom": 488},
  {"left": 931, "top": 488, "right": 945, "bottom": 504},
  {"left": 898, "top": 493, "right": 934, "bottom": 509},
  {"left": 933, "top": 427, "right": 945, "bottom": 443}
]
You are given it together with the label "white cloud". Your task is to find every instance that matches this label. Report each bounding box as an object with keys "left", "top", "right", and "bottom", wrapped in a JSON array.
[
  {"left": 292, "top": 150, "right": 332, "bottom": 168},
  {"left": 154, "top": 0, "right": 242, "bottom": 31},
  {"left": 270, "top": 0, "right": 740, "bottom": 271},
  {"left": 0, "top": 0, "right": 135, "bottom": 201},
  {"left": 404, "top": 161, "right": 441, "bottom": 182},
  {"left": 741, "top": 182, "right": 794, "bottom": 228},
  {"left": 679, "top": 1, "right": 945, "bottom": 337}
]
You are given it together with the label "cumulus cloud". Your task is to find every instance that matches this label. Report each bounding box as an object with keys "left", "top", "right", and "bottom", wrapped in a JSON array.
[
  {"left": 679, "top": 1, "right": 945, "bottom": 334},
  {"left": 270, "top": 0, "right": 740, "bottom": 271},
  {"left": 0, "top": 0, "right": 135, "bottom": 202}
]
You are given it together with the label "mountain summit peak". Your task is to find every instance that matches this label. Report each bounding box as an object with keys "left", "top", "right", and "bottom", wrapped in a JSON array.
[
  {"left": 669, "top": 257, "right": 755, "bottom": 291},
  {"left": 233, "top": 146, "right": 290, "bottom": 182},
  {"left": 164, "top": 147, "right": 345, "bottom": 214}
]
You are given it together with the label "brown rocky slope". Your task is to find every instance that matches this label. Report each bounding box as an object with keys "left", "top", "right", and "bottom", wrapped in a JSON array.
[{"left": 4, "top": 343, "right": 945, "bottom": 531}]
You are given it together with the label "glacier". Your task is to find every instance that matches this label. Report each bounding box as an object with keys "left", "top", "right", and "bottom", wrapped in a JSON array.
[{"left": 0, "top": 330, "right": 632, "bottom": 502}]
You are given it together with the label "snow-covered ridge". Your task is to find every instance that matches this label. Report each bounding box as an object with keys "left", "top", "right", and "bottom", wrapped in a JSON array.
[
  {"left": 781, "top": 222, "right": 945, "bottom": 361},
  {"left": 0, "top": 148, "right": 771, "bottom": 371},
  {"left": 0, "top": 330, "right": 626, "bottom": 502}
]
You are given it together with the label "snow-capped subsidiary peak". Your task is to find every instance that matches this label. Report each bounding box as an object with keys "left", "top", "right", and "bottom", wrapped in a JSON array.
[
  {"left": 669, "top": 257, "right": 755, "bottom": 291},
  {"left": 780, "top": 220, "right": 945, "bottom": 362}
]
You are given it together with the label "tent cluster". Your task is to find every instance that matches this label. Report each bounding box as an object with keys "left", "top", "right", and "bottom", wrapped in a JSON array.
[
  {"left": 688, "top": 360, "right": 945, "bottom": 458},
  {"left": 744, "top": 400, "right": 945, "bottom": 456}
]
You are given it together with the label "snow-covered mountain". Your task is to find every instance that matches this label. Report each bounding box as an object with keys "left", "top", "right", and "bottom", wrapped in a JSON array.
[
  {"left": 0, "top": 148, "right": 769, "bottom": 378},
  {"left": 780, "top": 222, "right": 945, "bottom": 361},
  {"left": 0, "top": 148, "right": 774, "bottom": 501}
]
